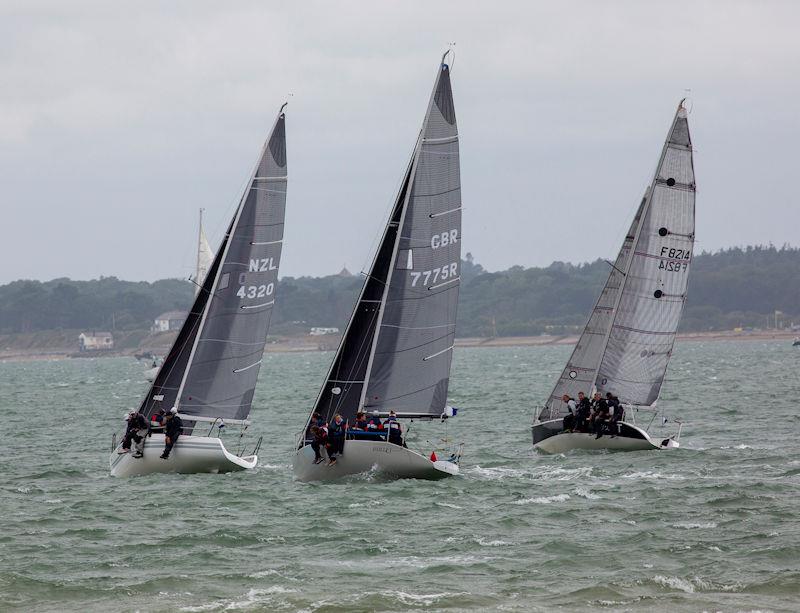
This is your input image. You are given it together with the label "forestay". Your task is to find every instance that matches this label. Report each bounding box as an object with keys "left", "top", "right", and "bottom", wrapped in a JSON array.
[
  {"left": 538, "top": 102, "right": 695, "bottom": 419},
  {"left": 310, "top": 57, "right": 461, "bottom": 424},
  {"left": 139, "top": 110, "right": 288, "bottom": 433}
]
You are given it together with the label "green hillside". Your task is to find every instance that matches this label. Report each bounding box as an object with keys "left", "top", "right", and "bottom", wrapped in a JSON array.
[{"left": 1, "top": 245, "right": 797, "bottom": 337}]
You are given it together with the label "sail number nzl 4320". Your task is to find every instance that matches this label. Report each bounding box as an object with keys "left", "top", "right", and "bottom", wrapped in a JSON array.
[{"left": 236, "top": 258, "right": 278, "bottom": 300}]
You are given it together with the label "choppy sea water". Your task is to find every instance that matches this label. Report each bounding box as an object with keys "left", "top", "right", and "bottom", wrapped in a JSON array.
[{"left": 1, "top": 341, "right": 798, "bottom": 612}]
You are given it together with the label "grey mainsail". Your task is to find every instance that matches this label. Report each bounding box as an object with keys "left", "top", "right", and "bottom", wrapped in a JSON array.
[
  {"left": 538, "top": 101, "right": 694, "bottom": 419},
  {"left": 310, "top": 56, "right": 461, "bottom": 424},
  {"left": 139, "top": 108, "right": 288, "bottom": 433}
]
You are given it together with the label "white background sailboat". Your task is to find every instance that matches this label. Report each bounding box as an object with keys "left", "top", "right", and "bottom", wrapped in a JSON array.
[
  {"left": 111, "top": 106, "right": 288, "bottom": 477},
  {"left": 293, "top": 53, "right": 463, "bottom": 481},
  {"left": 532, "top": 101, "right": 695, "bottom": 453},
  {"left": 143, "top": 209, "right": 214, "bottom": 382}
]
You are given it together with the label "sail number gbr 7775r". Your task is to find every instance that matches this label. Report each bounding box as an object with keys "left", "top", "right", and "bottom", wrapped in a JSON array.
[{"left": 236, "top": 257, "right": 278, "bottom": 299}]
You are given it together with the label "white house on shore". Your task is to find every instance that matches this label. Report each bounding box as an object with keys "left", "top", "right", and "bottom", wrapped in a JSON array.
[
  {"left": 78, "top": 331, "right": 114, "bottom": 352},
  {"left": 152, "top": 311, "right": 187, "bottom": 333},
  {"left": 309, "top": 327, "right": 340, "bottom": 336}
]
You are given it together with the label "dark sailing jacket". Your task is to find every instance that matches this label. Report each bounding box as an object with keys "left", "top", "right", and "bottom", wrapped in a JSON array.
[{"left": 165, "top": 415, "right": 183, "bottom": 438}]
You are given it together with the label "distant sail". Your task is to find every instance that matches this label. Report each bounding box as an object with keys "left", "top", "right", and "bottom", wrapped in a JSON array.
[
  {"left": 540, "top": 101, "right": 694, "bottom": 418},
  {"left": 139, "top": 109, "right": 288, "bottom": 431},
  {"left": 195, "top": 209, "right": 214, "bottom": 295},
  {"left": 310, "top": 59, "right": 461, "bottom": 423}
]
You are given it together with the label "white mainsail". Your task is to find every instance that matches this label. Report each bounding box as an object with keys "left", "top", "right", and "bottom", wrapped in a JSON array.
[
  {"left": 539, "top": 101, "right": 695, "bottom": 421},
  {"left": 195, "top": 209, "right": 214, "bottom": 295}
]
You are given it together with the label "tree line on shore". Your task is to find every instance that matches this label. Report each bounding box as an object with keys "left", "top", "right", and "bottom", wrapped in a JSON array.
[{"left": 1, "top": 245, "right": 798, "bottom": 338}]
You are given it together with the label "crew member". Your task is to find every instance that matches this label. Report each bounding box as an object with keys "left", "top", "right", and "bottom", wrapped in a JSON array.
[
  {"left": 385, "top": 410, "right": 404, "bottom": 446},
  {"left": 327, "top": 413, "right": 346, "bottom": 465},
  {"left": 119, "top": 410, "right": 148, "bottom": 458},
  {"left": 310, "top": 424, "right": 327, "bottom": 464},
  {"left": 366, "top": 410, "right": 383, "bottom": 430},
  {"left": 161, "top": 407, "right": 183, "bottom": 460}
]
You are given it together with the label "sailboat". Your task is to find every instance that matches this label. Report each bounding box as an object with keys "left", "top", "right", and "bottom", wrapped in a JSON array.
[
  {"left": 293, "top": 52, "right": 463, "bottom": 481},
  {"left": 111, "top": 105, "right": 288, "bottom": 477},
  {"left": 532, "top": 100, "right": 695, "bottom": 454},
  {"left": 143, "top": 210, "right": 214, "bottom": 382}
]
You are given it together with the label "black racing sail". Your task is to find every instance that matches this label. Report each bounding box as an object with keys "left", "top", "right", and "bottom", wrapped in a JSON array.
[
  {"left": 138, "top": 107, "right": 288, "bottom": 434},
  {"left": 307, "top": 54, "right": 461, "bottom": 427}
]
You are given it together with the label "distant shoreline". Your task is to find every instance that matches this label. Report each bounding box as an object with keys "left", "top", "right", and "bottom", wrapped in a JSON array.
[{"left": 1, "top": 329, "right": 796, "bottom": 364}]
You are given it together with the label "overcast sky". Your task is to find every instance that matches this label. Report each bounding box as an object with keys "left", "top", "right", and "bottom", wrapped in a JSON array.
[{"left": 1, "top": 0, "right": 798, "bottom": 284}]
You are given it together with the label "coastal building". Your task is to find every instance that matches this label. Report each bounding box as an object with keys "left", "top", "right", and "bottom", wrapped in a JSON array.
[
  {"left": 78, "top": 331, "right": 114, "bottom": 352},
  {"left": 309, "top": 327, "right": 340, "bottom": 336},
  {"left": 152, "top": 311, "right": 187, "bottom": 333}
]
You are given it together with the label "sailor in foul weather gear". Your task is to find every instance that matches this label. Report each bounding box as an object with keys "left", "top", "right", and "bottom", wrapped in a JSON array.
[
  {"left": 384, "top": 411, "right": 404, "bottom": 446},
  {"left": 310, "top": 425, "right": 327, "bottom": 464},
  {"left": 160, "top": 407, "right": 183, "bottom": 459},
  {"left": 366, "top": 410, "right": 383, "bottom": 430},
  {"left": 327, "top": 414, "right": 346, "bottom": 465},
  {"left": 120, "top": 410, "right": 148, "bottom": 457}
]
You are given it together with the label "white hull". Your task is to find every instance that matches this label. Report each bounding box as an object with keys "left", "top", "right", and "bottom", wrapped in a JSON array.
[
  {"left": 110, "top": 433, "right": 257, "bottom": 477},
  {"left": 292, "top": 439, "right": 459, "bottom": 482},
  {"left": 532, "top": 419, "right": 679, "bottom": 454}
]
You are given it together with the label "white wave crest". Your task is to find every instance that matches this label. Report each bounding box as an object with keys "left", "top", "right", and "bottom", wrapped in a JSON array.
[
  {"left": 574, "top": 487, "right": 600, "bottom": 499},
  {"left": 673, "top": 521, "right": 717, "bottom": 529},
  {"left": 512, "top": 493, "right": 570, "bottom": 505}
]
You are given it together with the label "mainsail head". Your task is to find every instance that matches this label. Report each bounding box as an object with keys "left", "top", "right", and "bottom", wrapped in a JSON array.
[
  {"left": 540, "top": 101, "right": 695, "bottom": 419},
  {"left": 139, "top": 108, "right": 288, "bottom": 432},
  {"left": 310, "top": 55, "right": 461, "bottom": 425}
]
